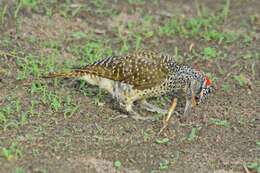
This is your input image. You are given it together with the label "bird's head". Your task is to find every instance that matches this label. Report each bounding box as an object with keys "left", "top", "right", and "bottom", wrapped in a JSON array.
[{"left": 193, "top": 75, "right": 215, "bottom": 105}]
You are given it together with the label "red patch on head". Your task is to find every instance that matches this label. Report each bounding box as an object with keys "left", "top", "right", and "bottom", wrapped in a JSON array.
[{"left": 205, "top": 76, "right": 212, "bottom": 86}]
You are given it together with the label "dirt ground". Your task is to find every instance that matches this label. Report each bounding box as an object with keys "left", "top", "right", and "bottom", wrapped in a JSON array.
[{"left": 0, "top": 0, "right": 259, "bottom": 173}]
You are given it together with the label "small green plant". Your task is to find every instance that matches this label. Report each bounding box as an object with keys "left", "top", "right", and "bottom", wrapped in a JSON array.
[
  {"left": 119, "top": 38, "right": 130, "bottom": 54},
  {"left": 202, "top": 47, "right": 217, "bottom": 59},
  {"left": 79, "top": 40, "right": 113, "bottom": 65},
  {"left": 233, "top": 74, "right": 247, "bottom": 87},
  {"left": 128, "top": 0, "right": 145, "bottom": 5},
  {"left": 0, "top": 104, "right": 13, "bottom": 128},
  {"left": 0, "top": 111, "right": 7, "bottom": 125},
  {"left": 114, "top": 160, "right": 122, "bottom": 171},
  {"left": 71, "top": 31, "right": 87, "bottom": 39},
  {"left": 221, "top": 83, "right": 231, "bottom": 92},
  {"left": 209, "top": 118, "right": 229, "bottom": 127},
  {"left": 63, "top": 95, "right": 79, "bottom": 119},
  {"left": 159, "top": 17, "right": 182, "bottom": 36},
  {"left": 134, "top": 34, "right": 142, "bottom": 51},
  {"left": 19, "top": 112, "right": 28, "bottom": 126},
  {"left": 142, "top": 131, "right": 150, "bottom": 142},
  {"left": 20, "top": 0, "right": 38, "bottom": 7},
  {"left": 221, "top": 0, "right": 230, "bottom": 21},
  {"left": 90, "top": 0, "right": 105, "bottom": 8},
  {"left": 1, "top": 142, "right": 22, "bottom": 160},
  {"left": 187, "top": 127, "right": 201, "bottom": 141},
  {"left": 185, "top": 18, "right": 202, "bottom": 35},
  {"left": 49, "top": 94, "right": 62, "bottom": 112},
  {"left": 203, "top": 30, "right": 225, "bottom": 42},
  {"left": 155, "top": 138, "right": 170, "bottom": 144},
  {"left": 15, "top": 167, "right": 26, "bottom": 173},
  {"left": 14, "top": 0, "right": 38, "bottom": 18},
  {"left": 0, "top": 4, "right": 8, "bottom": 25},
  {"left": 159, "top": 160, "right": 170, "bottom": 171},
  {"left": 242, "top": 34, "right": 253, "bottom": 46},
  {"left": 15, "top": 53, "right": 42, "bottom": 80},
  {"left": 246, "top": 161, "right": 260, "bottom": 173},
  {"left": 256, "top": 141, "right": 260, "bottom": 147}
]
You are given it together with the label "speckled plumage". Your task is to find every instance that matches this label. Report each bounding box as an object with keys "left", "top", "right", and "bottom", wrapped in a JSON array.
[{"left": 44, "top": 51, "right": 214, "bottom": 120}]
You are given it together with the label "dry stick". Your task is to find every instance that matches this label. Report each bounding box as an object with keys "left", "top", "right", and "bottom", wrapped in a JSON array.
[
  {"left": 158, "top": 98, "right": 178, "bottom": 135},
  {"left": 189, "top": 43, "right": 194, "bottom": 52},
  {"left": 243, "top": 164, "right": 251, "bottom": 173}
]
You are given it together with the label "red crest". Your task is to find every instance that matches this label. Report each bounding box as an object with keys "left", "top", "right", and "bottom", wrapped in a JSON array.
[{"left": 205, "top": 76, "right": 212, "bottom": 86}]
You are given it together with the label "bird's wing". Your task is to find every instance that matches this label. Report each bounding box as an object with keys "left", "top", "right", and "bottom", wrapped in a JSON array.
[{"left": 76, "top": 51, "right": 173, "bottom": 90}]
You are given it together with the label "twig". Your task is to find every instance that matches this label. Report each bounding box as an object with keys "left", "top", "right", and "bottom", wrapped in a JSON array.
[{"left": 243, "top": 164, "right": 251, "bottom": 173}]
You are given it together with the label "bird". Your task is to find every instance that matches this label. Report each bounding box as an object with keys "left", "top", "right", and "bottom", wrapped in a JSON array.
[{"left": 43, "top": 51, "right": 214, "bottom": 121}]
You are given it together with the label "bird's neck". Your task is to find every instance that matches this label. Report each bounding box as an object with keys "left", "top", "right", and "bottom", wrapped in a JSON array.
[{"left": 174, "top": 65, "right": 204, "bottom": 83}]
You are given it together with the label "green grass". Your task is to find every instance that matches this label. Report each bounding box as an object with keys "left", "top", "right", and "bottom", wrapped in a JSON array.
[
  {"left": 114, "top": 160, "right": 122, "bottom": 171},
  {"left": 256, "top": 141, "right": 260, "bottom": 147},
  {"left": 159, "top": 159, "right": 170, "bottom": 171},
  {"left": 0, "top": 142, "right": 22, "bottom": 161},
  {"left": 15, "top": 167, "right": 26, "bottom": 173},
  {"left": 202, "top": 47, "right": 218, "bottom": 59},
  {"left": 159, "top": 0, "right": 251, "bottom": 47},
  {"left": 113, "top": 14, "right": 155, "bottom": 53},
  {"left": 69, "top": 39, "right": 113, "bottom": 65},
  {"left": 246, "top": 161, "right": 260, "bottom": 173},
  {"left": 155, "top": 138, "right": 170, "bottom": 145},
  {"left": 0, "top": 4, "right": 8, "bottom": 25},
  {"left": 187, "top": 127, "right": 201, "bottom": 141},
  {"left": 0, "top": 96, "right": 29, "bottom": 130},
  {"left": 221, "top": 83, "right": 231, "bottom": 92},
  {"left": 209, "top": 118, "right": 229, "bottom": 128},
  {"left": 233, "top": 74, "right": 247, "bottom": 87}
]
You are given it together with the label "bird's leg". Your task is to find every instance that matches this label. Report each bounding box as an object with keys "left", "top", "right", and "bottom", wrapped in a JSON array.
[
  {"left": 184, "top": 100, "right": 192, "bottom": 117},
  {"left": 115, "top": 86, "right": 154, "bottom": 121},
  {"left": 183, "top": 81, "right": 197, "bottom": 117},
  {"left": 139, "top": 99, "right": 167, "bottom": 114}
]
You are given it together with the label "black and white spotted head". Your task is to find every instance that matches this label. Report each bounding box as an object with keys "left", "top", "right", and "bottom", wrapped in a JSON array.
[{"left": 194, "top": 75, "right": 215, "bottom": 104}]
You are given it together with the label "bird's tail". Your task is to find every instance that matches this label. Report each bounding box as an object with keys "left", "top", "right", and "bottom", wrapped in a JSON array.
[{"left": 42, "top": 70, "right": 85, "bottom": 78}]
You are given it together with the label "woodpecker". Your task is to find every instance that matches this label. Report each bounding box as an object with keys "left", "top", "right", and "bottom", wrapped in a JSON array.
[{"left": 43, "top": 51, "right": 214, "bottom": 120}]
